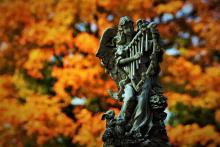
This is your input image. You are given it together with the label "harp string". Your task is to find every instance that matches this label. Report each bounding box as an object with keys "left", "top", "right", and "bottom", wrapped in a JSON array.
[
  {"left": 135, "top": 42, "right": 138, "bottom": 69},
  {"left": 145, "top": 31, "right": 148, "bottom": 51},
  {"left": 132, "top": 45, "right": 134, "bottom": 78},
  {"left": 138, "top": 37, "right": 141, "bottom": 64},
  {"left": 129, "top": 47, "right": 132, "bottom": 77},
  {"left": 123, "top": 29, "right": 147, "bottom": 79},
  {"left": 142, "top": 35, "right": 144, "bottom": 62}
]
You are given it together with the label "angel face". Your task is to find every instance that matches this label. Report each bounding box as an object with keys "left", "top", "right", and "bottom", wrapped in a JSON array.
[
  {"left": 120, "top": 23, "right": 133, "bottom": 36},
  {"left": 118, "top": 16, "right": 134, "bottom": 37},
  {"left": 117, "top": 24, "right": 134, "bottom": 45}
]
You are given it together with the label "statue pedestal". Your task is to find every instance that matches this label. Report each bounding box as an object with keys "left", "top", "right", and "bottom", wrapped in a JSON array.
[{"left": 102, "top": 111, "right": 170, "bottom": 147}]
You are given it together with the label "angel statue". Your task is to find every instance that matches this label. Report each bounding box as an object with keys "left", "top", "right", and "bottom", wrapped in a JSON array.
[{"left": 96, "top": 16, "right": 170, "bottom": 147}]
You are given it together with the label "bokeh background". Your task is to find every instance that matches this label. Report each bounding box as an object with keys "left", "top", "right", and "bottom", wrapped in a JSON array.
[{"left": 0, "top": 0, "right": 220, "bottom": 146}]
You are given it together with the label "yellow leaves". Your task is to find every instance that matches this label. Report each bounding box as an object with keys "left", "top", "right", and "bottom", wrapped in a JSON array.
[
  {"left": 78, "top": 0, "right": 97, "bottom": 22},
  {"left": 158, "top": 54, "right": 220, "bottom": 146},
  {"left": 15, "top": 0, "right": 76, "bottom": 47},
  {"left": 165, "top": 92, "right": 192, "bottom": 108},
  {"left": 0, "top": 71, "right": 76, "bottom": 146},
  {"left": 163, "top": 56, "right": 202, "bottom": 86},
  {"left": 24, "top": 48, "right": 52, "bottom": 79},
  {"left": 206, "top": 66, "right": 220, "bottom": 76},
  {"left": 0, "top": 94, "right": 76, "bottom": 146},
  {"left": 166, "top": 91, "right": 220, "bottom": 110},
  {"left": 163, "top": 56, "right": 220, "bottom": 94},
  {"left": 97, "top": 14, "right": 113, "bottom": 36},
  {"left": 155, "top": 1, "right": 183, "bottom": 14},
  {"left": 74, "top": 33, "right": 99, "bottom": 54},
  {"left": 168, "top": 56, "right": 201, "bottom": 77},
  {"left": 127, "top": 0, "right": 147, "bottom": 11},
  {"left": 1, "top": 0, "right": 220, "bottom": 146},
  {"left": 28, "top": 0, "right": 55, "bottom": 17},
  {"left": 0, "top": 0, "right": 33, "bottom": 31},
  {"left": 189, "top": 11, "right": 220, "bottom": 50},
  {"left": 12, "top": 70, "right": 38, "bottom": 98},
  {"left": 24, "top": 99, "right": 76, "bottom": 144},
  {"left": 190, "top": 66, "right": 220, "bottom": 92},
  {"left": 73, "top": 109, "right": 104, "bottom": 147},
  {"left": 63, "top": 53, "right": 98, "bottom": 68},
  {"left": 96, "top": 0, "right": 120, "bottom": 9},
  {"left": 21, "top": 21, "right": 74, "bottom": 47},
  {"left": 167, "top": 124, "right": 220, "bottom": 146},
  {"left": 52, "top": 53, "right": 114, "bottom": 99},
  {"left": 0, "top": 75, "right": 17, "bottom": 99},
  {"left": 201, "top": 91, "right": 220, "bottom": 109}
]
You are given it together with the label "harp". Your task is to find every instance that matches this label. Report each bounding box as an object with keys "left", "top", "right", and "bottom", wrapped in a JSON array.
[
  {"left": 122, "top": 27, "right": 148, "bottom": 90},
  {"left": 123, "top": 23, "right": 157, "bottom": 92}
]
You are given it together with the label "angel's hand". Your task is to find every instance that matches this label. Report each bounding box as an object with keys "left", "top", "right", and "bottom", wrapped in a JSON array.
[
  {"left": 134, "top": 52, "right": 142, "bottom": 59},
  {"left": 140, "top": 22, "right": 148, "bottom": 30},
  {"left": 147, "top": 22, "right": 156, "bottom": 29}
]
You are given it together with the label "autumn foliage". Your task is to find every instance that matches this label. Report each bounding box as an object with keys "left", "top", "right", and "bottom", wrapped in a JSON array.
[{"left": 0, "top": 0, "right": 220, "bottom": 147}]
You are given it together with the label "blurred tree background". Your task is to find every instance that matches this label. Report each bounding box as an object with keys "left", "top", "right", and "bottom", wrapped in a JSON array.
[{"left": 0, "top": 0, "right": 220, "bottom": 146}]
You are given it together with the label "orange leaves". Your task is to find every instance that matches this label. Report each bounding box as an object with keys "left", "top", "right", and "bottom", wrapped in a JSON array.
[
  {"left": 28, "top": 0, "right": 77, "bottom": 26},
  {"left": 0, "top": 94, "right": 76, "bottom": 146},
  {"left": 21, "top": 21, "right": 74, "bottom": 47},
  {"left": 165, "top": 91, "right": 220, "bottom": 110},
  {"left": 167, "top": 56, "right": 201, "bottom": 78},
  {"left": 163, "top": 53, "right": 220, "bottom": 145},
  {"left": 187, "top": 2, "right": 220, "bottom": 50},
  {"left": 1, "top": 0, "right": 220, "bottom": 146},
  {"left": 0, "top": 0, "right": 34, "bottom": 33},
  {"left": 78, "top": 0, "right": 97, "bottom": 22},
  {"left": 97, "top": 14, "right": 113, "bottom": 36},
  {"left": 163, "top": 56, "right": 220, "bottom": 110},
  {"left": 162, "top": 56, "right": 220, "bottom": 94},
  {"left": 96, "top": 0, "right": 121, "bottom": 10},
  {"left": 162, "top": 56, "right": 202, "bottom": 86},
  {"left": 0, "top": 67, "right": 76, "bottom": 146},
  {"left": 10, "top": 0, "right": 76, "bottom": 48},
  {"left": 74, "top": 33, "right": 99, "bottom": 54},
  {"left": 52, "top": 53, "right": 114, "bottom": 99},
  {"left": 167, "top": 124, "right": 220, "bottom": 146},
  {"left": 23, "top": 95, "right": 76, "bottom": 144},
  {"left": 73, "top": 109, "right": 105, "bottom": 147},
  {"left": 185, "top": 66, "right": 220, "bottom": 93},
  {"left": 155, "top": 1, "right": 183, "bottom": 14},
  {"left": 165, "top": 92, "right": 192, "bottom": 108},
  {"left": 0, "top": 75, "right": 17, "bottom": 99},
  {"left": 24, "top": 49, "right": 52, "bottom": 79}
]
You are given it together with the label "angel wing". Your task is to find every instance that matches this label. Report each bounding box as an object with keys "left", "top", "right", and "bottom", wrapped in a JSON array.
[
  {"left": 96, "top": 27, "right": 117, "bottom": 71},
  {"left": 96, "top": 27, "right": 128, "bottom": 101}
]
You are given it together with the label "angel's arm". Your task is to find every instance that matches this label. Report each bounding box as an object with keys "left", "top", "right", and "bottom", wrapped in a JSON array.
[{"left": 117, "top": 53, "right": 141, "bottom": 65}]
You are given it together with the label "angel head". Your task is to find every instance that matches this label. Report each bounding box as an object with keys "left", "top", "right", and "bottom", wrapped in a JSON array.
[
  {"left": 136, "top": 19, "right": 149, "bottom": 31},
  {"left": 118, "top": 16, "right": 134, "bottom": 36}
]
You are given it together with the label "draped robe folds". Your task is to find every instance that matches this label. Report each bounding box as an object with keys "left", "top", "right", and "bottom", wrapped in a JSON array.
[
  {"left": 129, "top": 78, "right": 154, "bottom": 135},
  {"left": 118, "top": 33, "right": 158, "bottom": 136},
  {"left": 120, "top": 77, "right": 158, "bottom": 137}
]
